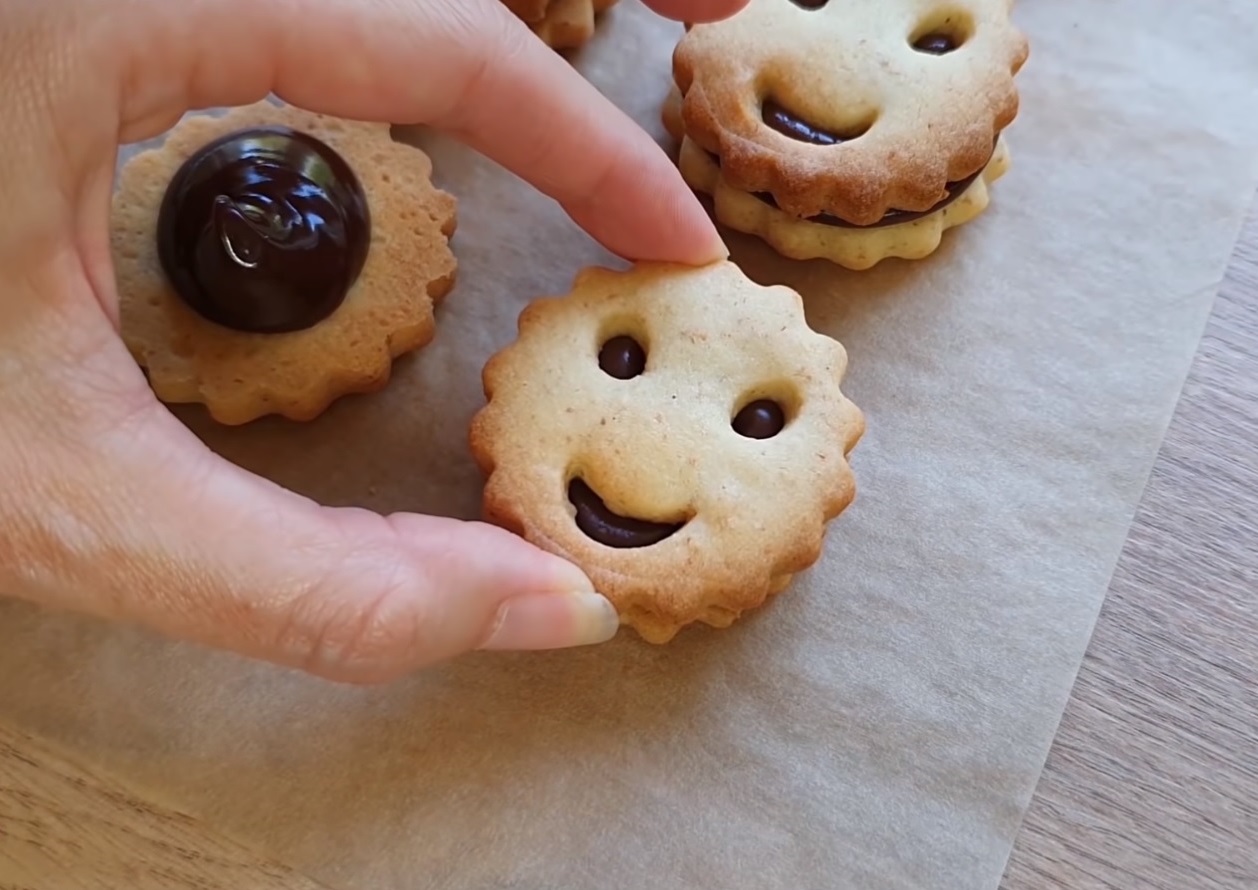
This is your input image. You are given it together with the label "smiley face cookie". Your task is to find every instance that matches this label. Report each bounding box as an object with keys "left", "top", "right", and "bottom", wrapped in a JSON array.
[
  {"left": 500, "top": 0, "right": 619, "bottom": 49},
  {"left": 111, "top": 100, "right": 457, "bottom": 425},
  {"left": 469, "top": 261, "right": 865, "bottom": 643},
  {"left": 665, "top": 0, "right": 1029, "bottom": 269}
]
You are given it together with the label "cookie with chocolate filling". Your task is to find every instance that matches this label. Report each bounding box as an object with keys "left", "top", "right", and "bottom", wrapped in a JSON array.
[
  {"left": 469, "top": 260, "right": 864, "bottom": 643},
  {"left": 111, "top": 100, "right": 458, "bottom": 425},
  {"left": 665, "top": 0, "right": 1029, "bottom": 269},
  {"left": 500, "top": 0, "right": 619, "bottom": 50}
]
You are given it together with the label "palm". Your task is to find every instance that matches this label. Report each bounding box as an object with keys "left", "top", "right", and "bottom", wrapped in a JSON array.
[{"left": 0, "top": 0, "right": 746, "bottom": 681}]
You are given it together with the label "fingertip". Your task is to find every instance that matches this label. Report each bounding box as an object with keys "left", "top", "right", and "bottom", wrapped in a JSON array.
[
  {"left": 408, "top": 519, "right": 617, "bottom": 653},
  {"left": 477, "top": 591, "right": 621, "bottom": 651},
  {"left": 563, "top": 163, "right": 729, "bottom": 265},
  {"left": 655, "top": 182, "right": 731, "bottom": 264},
  {"left": 674, "top": 203, "right": 731, "bottom": 264},
  {"left": 455, "top": 518, "right": 596, "bottom": 596},
  {"left": 533, "top": 545, "right": 598, "bottom": 597},
  {"left": 413, "top": 1, "right": 723, "bottom": 266},
  {"left": 639, "top": 0, "right": 752, "bottom": 23}
]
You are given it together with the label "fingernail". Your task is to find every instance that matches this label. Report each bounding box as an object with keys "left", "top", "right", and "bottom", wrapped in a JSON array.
[
  {"left": 478, "top": 592, "right": 620, "bottom": 651},
  {"left": 688, "top": 215, "right": 729, "bottom": 263},
  {"left": 707, "top": 231, "right": 730, "bottom": 260}
]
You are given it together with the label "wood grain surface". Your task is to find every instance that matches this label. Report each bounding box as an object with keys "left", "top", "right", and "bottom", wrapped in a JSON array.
[
  {"left": 2, "top": 215, "right": 1256, "bottom": 890},
  {"left": 999, "top": 203, "right": 1258, "bottom": 889},
  {"left": 0, "top": 723, "right": 329, "bottom": 890}
]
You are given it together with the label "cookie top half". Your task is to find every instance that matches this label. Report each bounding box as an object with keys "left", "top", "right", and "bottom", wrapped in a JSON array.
[
  {"left": 469, "top": 261, "right": 865, "bottom": 638},
  {"left": 672, "top": 0, "right": 1029, "bottom": 224},
  {"left": 111, "top": 101, "right": 457, "bottom": 424}
]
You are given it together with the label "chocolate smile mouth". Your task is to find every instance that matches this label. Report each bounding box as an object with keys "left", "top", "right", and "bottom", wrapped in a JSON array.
[{"left": 567, "top": 478, "right": 686, "bottom": 549}]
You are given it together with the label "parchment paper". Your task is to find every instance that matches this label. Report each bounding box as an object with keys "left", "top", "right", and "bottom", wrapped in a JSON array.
[{"left": 4, "top": 2, "right": 1258, "bottom": 888}]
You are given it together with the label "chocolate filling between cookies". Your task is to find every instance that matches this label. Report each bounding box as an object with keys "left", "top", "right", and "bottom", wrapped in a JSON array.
[
  {"left": 568, "top": 478, "right": 686, "bottom": 549},
  {"left": 156, "top": 126, "right": 372, "bottom": 334},
  {"left": 750, "top": 167, "right": 984, "bottom": 229},
  {"left": 702, "top": 103, "right": 996, "bottom": 228}
]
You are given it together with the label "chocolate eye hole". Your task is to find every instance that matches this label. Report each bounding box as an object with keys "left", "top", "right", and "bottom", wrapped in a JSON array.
[
  {"left": 787, "top": 0, "right": 829, "bottom": 7},
  {"left": 912, "top": 32, "right": 960, "bottom": 54},
  {"left": 598, "top": 335, "right": 647, "bottom": 380},
  {"left": 732, "top": 399, "right": 787, "bottom": 440},
  {"left": 909, "top": 11, "right": 972, "bottom": 54}
]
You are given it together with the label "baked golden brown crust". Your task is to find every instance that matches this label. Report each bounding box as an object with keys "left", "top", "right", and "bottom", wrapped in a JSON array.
[
  {"left": 468, "top": 261, "right": 864, "bottom": 643},
  {"left": 499, "top": 0, "right": 551, "bottom": 24},
  {"left": 671, "top": 0, "right": 1029, "bottom": 225},
  {"left": 665, "top": 83, "right": 1013, "bottom": 268},
  {"left": 111, "top": 101, "right": 457, "bottom": 426},
  {"left": 499, "top": 0, "right": 619, "bottom": 49}
]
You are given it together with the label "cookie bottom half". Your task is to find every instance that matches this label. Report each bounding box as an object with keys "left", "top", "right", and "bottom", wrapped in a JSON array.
[
  {"left": 678, "top": 136, "right": 1010, "bottom": 270},
  {"left": 111, "top": 101, "right": 458, "bottom": 425},
  {"left": 618, "top": 572, "right": 795, "bottom": 644}
]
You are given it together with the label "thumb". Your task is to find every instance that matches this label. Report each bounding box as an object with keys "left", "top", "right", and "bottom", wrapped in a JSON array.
[{"left": 1, "top": 296, "right": 617, "bottom": 684}]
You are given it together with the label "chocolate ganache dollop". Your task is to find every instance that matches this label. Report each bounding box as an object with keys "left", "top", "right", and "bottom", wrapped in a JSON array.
[{"left": 156, "top": 126, "right": 371, "bottom": 334}]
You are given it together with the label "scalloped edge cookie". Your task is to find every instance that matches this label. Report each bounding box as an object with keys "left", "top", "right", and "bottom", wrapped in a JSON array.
[
  {"left": 469, "top": 260, "right": 864, "bottom": 643},
  {"left": 111, "top": 100, "right": 457, "bottom": 426},
  {"left": 670, "top": 0, "right": 1028, "bottom": 225}
]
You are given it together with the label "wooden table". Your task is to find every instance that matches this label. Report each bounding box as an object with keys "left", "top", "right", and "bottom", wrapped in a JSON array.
[
  {"left": 3, "top": 206, "right": 1256, "bottom": 890},
  {"left": 999, "top": 201, "right": 1258, "bottom": 888}
]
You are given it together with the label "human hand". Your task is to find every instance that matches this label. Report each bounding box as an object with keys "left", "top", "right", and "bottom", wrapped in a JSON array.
[{"left": 0, "top": 0, "right": 745, "bottom": 683}]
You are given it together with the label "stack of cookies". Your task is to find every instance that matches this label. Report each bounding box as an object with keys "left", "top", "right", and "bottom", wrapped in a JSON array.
[
  {"left": 499, "top": 0, "right": 619, "bottom": 50},
  {"left": 664, "top": 0, "right": 1029, "bottom": 270}
]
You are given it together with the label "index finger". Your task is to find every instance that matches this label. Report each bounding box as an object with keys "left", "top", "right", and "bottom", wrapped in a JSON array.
[
  {"left": 639, "top": 0, "right": 751, "bottom": 22},
  {"left": 110, "top": 0, "right": 727, "bottom": 264}
]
